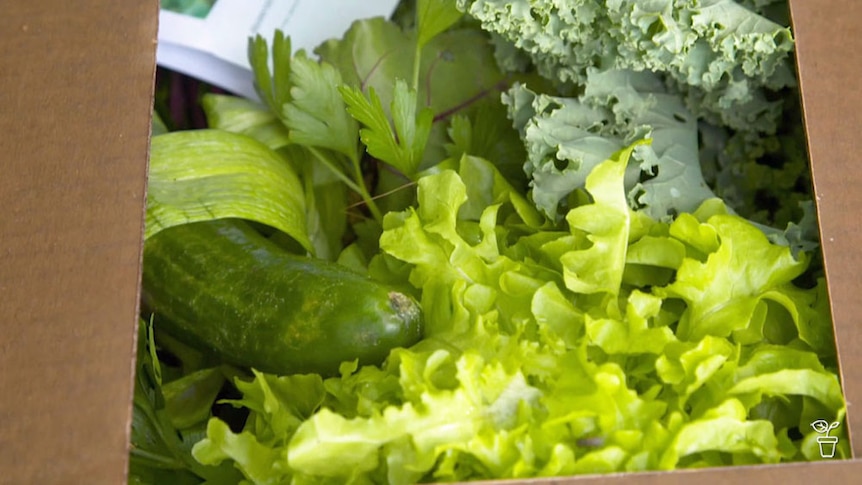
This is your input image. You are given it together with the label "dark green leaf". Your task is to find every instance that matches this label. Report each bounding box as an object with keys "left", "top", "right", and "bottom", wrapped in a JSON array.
[{"left": 163, "top": 368, "right": 226, "bottom": 430}]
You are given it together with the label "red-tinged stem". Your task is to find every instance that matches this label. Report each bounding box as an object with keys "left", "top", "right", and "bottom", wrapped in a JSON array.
[
  {"left": 432, "top": 79, "right": 511, "bottom": 123},
  {"left": 358, "top": 49, "right": 393, "bottom": 91}
]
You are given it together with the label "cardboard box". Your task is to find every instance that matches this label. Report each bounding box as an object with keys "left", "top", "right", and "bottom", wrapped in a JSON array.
[{"left": 1, "top": 0, "right": 861, "bottom": 483}]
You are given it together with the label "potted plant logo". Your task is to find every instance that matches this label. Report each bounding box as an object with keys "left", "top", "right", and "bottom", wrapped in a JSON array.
[{"left": 811, "top": 419, "right": 840, "bottom": 458}]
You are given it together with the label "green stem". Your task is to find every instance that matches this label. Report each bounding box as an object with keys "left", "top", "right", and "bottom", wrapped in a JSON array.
[
  {"left": 411, "top": 40, "right": 422, "bottom": 93},
  {"left": 308, "top": 147, "right": 363, "bottom": 195},
  {"left": 349, "top": 154, "right": 384, "bottom": 222},
  {"left": 130, "top": 448, "right": 185, "bottom": 469},
  {"left": 411, "top": 3, "right": 423, "bottom": 94},
  {"left": 309, "top": 147, "right": 382, "bottom": 222}
]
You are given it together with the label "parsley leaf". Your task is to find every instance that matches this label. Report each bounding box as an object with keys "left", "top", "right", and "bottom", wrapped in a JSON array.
[
  {"left": 283, "top": 52, "right": 359, "bottom": 162},
  {"left": 341, "top": 79, "right": 433, "bottom": 177},
  {"left": 248, "top": 31, "right": 292, "bottom": 112}
]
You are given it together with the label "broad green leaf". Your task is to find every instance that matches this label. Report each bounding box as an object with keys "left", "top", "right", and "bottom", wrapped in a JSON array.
[
  {"left": 417, "top": 0, "right": 464, "bottom": 47},
  {"left": 146, "top": 130, "right": 312, "bottom": 252},
  {"left": 444, "top": 102, "right": 529, "bottom": 190},
  {"left": 317, "top": 19, "right": 506, "bottom": 121},
  {"left": 162, "top": 368, "right": 225, "bottom": 430},
  {"left": 317, "top": 18, "right": 510, "bottom": 170},
  {"left": 316, "top": 18, "right": 412, "bottom": 106}
]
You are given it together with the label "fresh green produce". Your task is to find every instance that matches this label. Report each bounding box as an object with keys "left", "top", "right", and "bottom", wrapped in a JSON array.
[
  {"left": 188, "top": 150, "right": 843, "bottom": 484},
  {"left": 458, "top": 0, "right": 796, "bottom": 134},
  {"left": 146, "top": 129, "right": 313, "bottom": 249},
  {"left": 142, "top": 218, "right": 423, "bottom": 376},
  {"left": 131, "top": 0, "right": 848, "bottom": 483}
]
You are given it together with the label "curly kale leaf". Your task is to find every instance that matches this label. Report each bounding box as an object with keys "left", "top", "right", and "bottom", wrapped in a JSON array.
[{"left": 458, "top": 0, "right": 796, "bottom": 135}]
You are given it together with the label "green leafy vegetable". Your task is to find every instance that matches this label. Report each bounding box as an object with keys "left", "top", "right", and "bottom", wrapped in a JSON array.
[
  {"left": 340, "top": 79, "right": 433, "bottom": 177},
  {"left": 416, "top": 0, "right": 464, "bottom": 48},
  {"left": 200, "top": 96, "right": 349, "bottom": 260},
  {"left": 315, "top": 17, "right": 511, "bottom": 170},
  {"left": 146, "top": 130, "right": 312, "bottom": 252},
  {"left": 248, "top": 31, "right": 384, "bottom": 221},
  {"left": 283, "top": 51, "right": 360, "bottom": 162},
  {"left": 200, "top": 94, "right": 290, "bottom": 150},
  {"left": 444, "top": 101, "right": 528, "bottom": 189},
  {"left": 189, "top": 148, "right": 845, "bottom": 483},
  {"left": 457, "top": 0, "right": 796, "bottom": 134},
  {"left": 504, "top": 70, "right": 720, "bottom": 222},
  {"left": 138, "top": 1, "right": 846, "bottom": 482},
  {"left": 129, "top": 319, "right": 242, "bottom": 484}
]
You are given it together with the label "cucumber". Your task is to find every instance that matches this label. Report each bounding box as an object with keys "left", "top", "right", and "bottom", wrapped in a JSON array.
[{"left": 141, "top": 219, "right": 423, "bottom": 376}]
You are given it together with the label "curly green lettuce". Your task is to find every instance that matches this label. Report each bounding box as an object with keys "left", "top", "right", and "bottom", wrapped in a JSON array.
[{"left": 191, "top": 148, "right": 845, "bottom": 483}]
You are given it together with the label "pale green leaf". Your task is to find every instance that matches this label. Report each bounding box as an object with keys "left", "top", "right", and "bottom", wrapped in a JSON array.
[
  {"left": 201, "top": 94, "right": 290, "bottom": 150},
  {"left": 146, "top": 130, "right": 312, "bottom": 253}
]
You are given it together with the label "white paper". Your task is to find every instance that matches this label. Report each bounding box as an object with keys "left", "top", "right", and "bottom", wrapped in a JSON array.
[{"left": 157, "top": 0, "right": 400, "bottom": 99}]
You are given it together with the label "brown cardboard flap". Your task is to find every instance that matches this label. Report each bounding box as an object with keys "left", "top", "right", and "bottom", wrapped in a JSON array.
[
  {"left": 789, "top": 0, "right": 862, "bottom": 457},
  {"left": 0, "top": 1, "right": 157, "bottom": 483},
  {"left": 475, "top": 460, "right": 862, "bottom": 485}
]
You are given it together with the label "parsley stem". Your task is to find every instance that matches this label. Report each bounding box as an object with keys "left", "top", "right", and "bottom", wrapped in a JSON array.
[
  {"left": 349, "top": 155, "right": 384, "bottom": 222},
  {"left": 307, "top": 147, "right": 364, "bottom": 195},
  {"left": 411, "top": 40, "right": 422, "bottom": 94},
  {"left": 308, "top": 147, "right": 382, "bottom": 222}
]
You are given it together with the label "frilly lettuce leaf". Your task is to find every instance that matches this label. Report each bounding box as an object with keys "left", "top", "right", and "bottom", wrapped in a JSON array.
[
  {"left": 657, "top": 208, "right": 810, "bottom": 341},
  {"left": 658, "top": 398, "right": 784, "bottom": 469},
  {"left": 191, "top": 148, "right": 846, "bottom": 482},
  {"left": 561, "top": 141, "right": 638, "bottom": 297}
]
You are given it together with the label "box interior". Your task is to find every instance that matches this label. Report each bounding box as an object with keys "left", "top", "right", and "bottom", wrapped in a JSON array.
[{"left": 2, "top": 0, "right": 862, "bottom": 482}]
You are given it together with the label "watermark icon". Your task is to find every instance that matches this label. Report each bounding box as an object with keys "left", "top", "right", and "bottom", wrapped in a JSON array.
[{"left": 811, "top": 419, "right": 840, "bottom": 458}]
